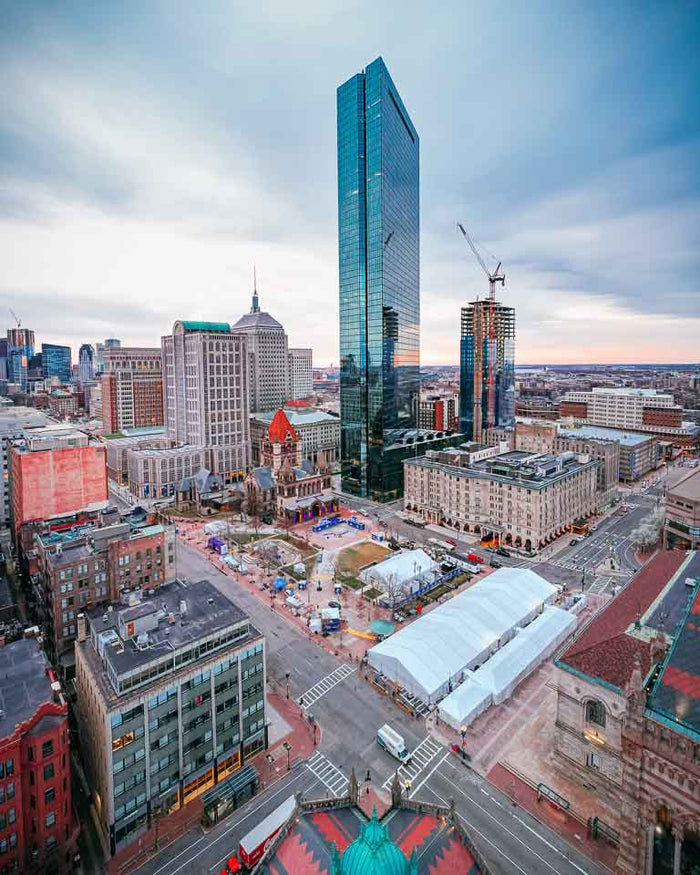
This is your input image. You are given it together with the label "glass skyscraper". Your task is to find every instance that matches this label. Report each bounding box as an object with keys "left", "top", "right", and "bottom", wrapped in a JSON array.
[
  {"left": 337, "top": 57, "right": 420, "bottom": 501},
  {"left": 41, "top": 343, "right": 73, "bottom": 383}
]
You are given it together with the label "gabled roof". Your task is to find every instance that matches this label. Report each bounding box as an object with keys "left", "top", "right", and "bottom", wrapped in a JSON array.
[
  {"left": 559, "top": 550, "right": 687, "bottom": 690},
  {"left": 267, "top": 408, "right": 298, "bottom": 444}
]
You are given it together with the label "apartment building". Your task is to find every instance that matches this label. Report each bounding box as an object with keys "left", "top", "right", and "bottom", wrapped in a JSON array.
[
  {"left": 75, "top": 580, "right": 266, "bottom": 856},
  {"left": 0, "top": 638, "right": 78, "bottom": 874},
  {"left": 405, "top": 447, "right": 598, "bottom": 551},
  {"left": 32, "top": 521, "right": 175, "bottom": 659},
  {"left": 415, "top": 394, "right": 458, "bottom": 431},
  {"left": 162, "top": 321, "right": 250, "bottom": 482},
  {"left": 288, "top": 348, "right": 313, "bottom": 400},
  {"left": 664, "top": 467, "right": 700, "bottom": 549},
  {"left": 560, "top": 388, "right": 695, "bottom": 445},
  {"left": 0, "top": 407, "right": 48, "bottom": 547},
  {"left": 250, "top": 406, "right": 340, "bottom": 466},
  {"left": 102, "top": 347, "right": 164, "bottom": 434}
]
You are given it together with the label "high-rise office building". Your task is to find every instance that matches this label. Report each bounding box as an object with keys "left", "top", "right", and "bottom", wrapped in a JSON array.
[
  {"left": 95, "top": 342, "right": 105, "bottom": 373},
  {"left": 459, "top": 301, "right": 515, "bottom": 441},
  {"left": 233, "top": 290, "right": 290, "bottom": 413},
  {"left": 104, "top": 337, "right": 121, "bottom": 349},
  {"left": 288, "top": 348, "right": 313, "bottom": 399},
  {"left": 162, "top": 321, "right": 250, "bottom": 481},
  {"left": 41, "top": 343, "right": 72, "bottom": 383},
  {"left": 101, "top": 346, "right": 164, "bottom": 433},
  {"left": 0, "top": 338, "right": 7, "bottom": 382},
  {"left": 7, "top": 328, "right": 35, "bottom": 389},
  {"left": 78, "top": 343, "right": 96, "bottom": 384},
  {"left": 337, "top": 57, "right": 420, "bottom": 501}
]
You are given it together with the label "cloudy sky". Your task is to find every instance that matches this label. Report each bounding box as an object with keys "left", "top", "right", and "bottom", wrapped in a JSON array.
[{"left": 2, "top": 1, "right": 699, "bottom": 366}]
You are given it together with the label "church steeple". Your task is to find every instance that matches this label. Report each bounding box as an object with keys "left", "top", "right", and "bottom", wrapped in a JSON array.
[{"left": 251, "top": 265, "right": 260, "bottom": 313}]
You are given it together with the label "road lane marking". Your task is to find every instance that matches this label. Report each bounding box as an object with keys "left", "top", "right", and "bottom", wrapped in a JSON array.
[
  {"left": 433, "top": 768, "right": 586, "bottom": 875},
  {"left": 304, "top": 751, "right": 349, "bottom": 796},
  {"left": 298, "top": 664, "right": 357, "bottom": 709},
  {"left": 408, "top": 751, "right": 449, "bottom": 799},
  {"left": 381, "top": 734, "right": 443, "bottom": 791}
]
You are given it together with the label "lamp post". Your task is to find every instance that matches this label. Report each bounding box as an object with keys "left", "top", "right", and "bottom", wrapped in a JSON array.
[
  {"left": 460, "top": 725, "right": 467, "bottom": 749},
  {"left": 265, "top": 753, "right": 275, "bottom": 780},
  {"left": 285, "top": 672, "right": 290, "bottom": 700},
  {"left": 283, "top": 742, "right": 292, "bottom": 772},
  {"left": 364, "top": 769, "right": 372, "bottom": 796},
  {"left": 308, "top": 713, "right": 317, "bottom": 746}
]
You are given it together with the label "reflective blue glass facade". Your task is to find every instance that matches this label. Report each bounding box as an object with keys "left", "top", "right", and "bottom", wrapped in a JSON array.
[
  {"left": 459, "top": 301, "right": 515, "bottom": 440},
  {"left": 41, "top": 343, "right": 72, "bottom": 383},
  {"left": 337, "top": 57, "right": 420, "bottom": 501}
]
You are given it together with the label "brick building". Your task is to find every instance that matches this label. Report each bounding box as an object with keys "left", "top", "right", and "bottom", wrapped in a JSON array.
[
  {"left": 31, "top": 521, "right": 175, "bottom": 660},
  {"left": 9, "top": 427, "right": 108, "bottom": 534},
  {"left": 0, "top": 638, "right": 78, "bottom": 874},
  {"left": 415, "top": 394, "right": 458, "bottom": 432},
  {"left": 553, "top": 550, "right": 700, "bottom": 874},
  {"left": 101, "top": 347, "right": 164, "bottom": 434}
]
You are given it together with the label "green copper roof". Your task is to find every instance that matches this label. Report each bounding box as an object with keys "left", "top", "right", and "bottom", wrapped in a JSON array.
[
  {"left": 333, "top": 808, "right": 417, "bottom": 875},
  {"left": 179, "top": 321, "right": 231, "bottom": 332}
]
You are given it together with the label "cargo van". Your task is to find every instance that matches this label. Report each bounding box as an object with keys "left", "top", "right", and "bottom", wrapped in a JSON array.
[{"left": 377, "top": 724, "right": 411, "bottom": 765}]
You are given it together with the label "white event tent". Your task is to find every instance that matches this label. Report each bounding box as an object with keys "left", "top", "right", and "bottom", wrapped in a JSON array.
[
  {"left": 438, "top": 605, "right": 577, "bottom": 730},
  {"left": 367, "top": 568, "right": 558, "bottom": 703}
]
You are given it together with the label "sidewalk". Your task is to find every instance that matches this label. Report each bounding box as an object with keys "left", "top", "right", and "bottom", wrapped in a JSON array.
[{"left": 487, "top": 762, "right": 617, "bottom": 872}]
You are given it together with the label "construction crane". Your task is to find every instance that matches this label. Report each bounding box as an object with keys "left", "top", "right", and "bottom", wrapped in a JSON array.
[
  {"left": 9, "top": 308, "right": 21, "bottom": 329},
  {"left": 457, "top": 223, "right": 506, "bottom": 435}
]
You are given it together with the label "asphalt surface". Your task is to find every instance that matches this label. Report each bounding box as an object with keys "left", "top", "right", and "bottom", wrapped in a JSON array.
[{"left": 133, "top": 540, "right": 609, "bottom": 875}]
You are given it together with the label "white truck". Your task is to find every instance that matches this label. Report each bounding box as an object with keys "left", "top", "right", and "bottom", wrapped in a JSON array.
[{"left": 377, "top": 724, "right": 411, "bottom": 765}]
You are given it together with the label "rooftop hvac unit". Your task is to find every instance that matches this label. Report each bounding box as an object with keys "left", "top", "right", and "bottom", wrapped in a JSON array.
[{"left": 179, "top": 599, "right": 187, "bottom": 616}]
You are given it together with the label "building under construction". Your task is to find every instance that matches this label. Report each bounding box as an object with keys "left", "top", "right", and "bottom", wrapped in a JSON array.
[{"left": 459, "top": 299, "right": 515, "bottom": 440}]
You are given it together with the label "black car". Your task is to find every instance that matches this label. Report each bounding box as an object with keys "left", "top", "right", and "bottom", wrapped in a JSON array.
[
  {"left": 489, "top": 559, "right": 502, "bottom": 569},
  {"left": 496, "top": 547, "right": 510, "bottom": 557}
]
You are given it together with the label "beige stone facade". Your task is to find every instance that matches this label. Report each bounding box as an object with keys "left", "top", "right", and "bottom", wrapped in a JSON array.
[
  {"left": 665, "top": 467, "right": 700, "bottom": 550},
  {"left": 404, "top": 449, "right": 598, "bottom": 551}
]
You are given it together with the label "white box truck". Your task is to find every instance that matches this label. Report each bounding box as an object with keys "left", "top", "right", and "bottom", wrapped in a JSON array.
[{"left": 377, "top": 725, "right": 411, "bottom": 765}]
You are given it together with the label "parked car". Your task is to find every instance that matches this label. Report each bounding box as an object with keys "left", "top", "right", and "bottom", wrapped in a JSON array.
[
  {"left": 496, "top": 547, "right": 510, "bottom": 557},
  {"left": 484, "top": 547, "right": 495, "bottom": 553},
  {"left": 467, "top": 553, "right": 484, "bottom": 564},
  {"left": 569, "top": 537, "right": 582, "bottom": 546},
  {"left": 445, "top": 538, "right": 457, "bottom": 547},
  {"left": 489, "top": 559, "right": 502, "bottom": 568},
  {"left": 328, "top": 600, "right": 341, "bottom": 609}
]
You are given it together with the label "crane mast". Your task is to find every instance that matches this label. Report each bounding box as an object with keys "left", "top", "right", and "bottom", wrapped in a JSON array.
[{"left": 457, "top": 223, "right": 505, "bottom": 437}]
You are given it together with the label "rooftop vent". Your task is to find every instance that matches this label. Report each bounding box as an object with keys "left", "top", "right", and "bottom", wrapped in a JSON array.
[{"left": 179, "top": 599, "right": 187, "bottom": 616}]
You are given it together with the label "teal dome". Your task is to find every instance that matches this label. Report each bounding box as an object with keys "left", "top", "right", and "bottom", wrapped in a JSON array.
[{"left": 333, "top": 808, "right": 417, "bottom": 875}]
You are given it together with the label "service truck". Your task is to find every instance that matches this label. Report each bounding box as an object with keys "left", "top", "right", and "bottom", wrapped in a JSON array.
[
  {"left": 224, "top": 795, "right": 296, "bottom": 872},
  {"left": 377, "top": 724, "right": 411, "bottom": 765}
]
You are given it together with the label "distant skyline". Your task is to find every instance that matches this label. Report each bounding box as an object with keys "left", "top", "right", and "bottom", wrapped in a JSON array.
[{"left": 1, "top": 1, "right": 699, "bottom": 366}]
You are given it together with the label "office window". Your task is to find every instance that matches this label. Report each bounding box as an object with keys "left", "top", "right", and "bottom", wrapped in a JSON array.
[{"left": 43, "top": 764, "right": 55, "bottom": 781}]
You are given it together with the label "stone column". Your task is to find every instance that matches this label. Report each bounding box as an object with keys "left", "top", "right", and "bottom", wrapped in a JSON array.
[
  {"left": 673, "top": 825, "right": 683, "bottom": 875},
  {"left": 646, "top": 824, "right": 655, "bottom": 875}
]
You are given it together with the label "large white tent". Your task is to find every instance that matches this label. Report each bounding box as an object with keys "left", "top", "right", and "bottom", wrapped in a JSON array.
[
  {"left": 367, "top": 568, "right": 558, "bottom": 702},
  {"left": 360, "top": 549, "right": 436, "bottom": 590}
]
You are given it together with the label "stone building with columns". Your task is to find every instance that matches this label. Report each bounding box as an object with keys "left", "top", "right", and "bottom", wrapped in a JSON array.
[{"left": 553, "top": 549, "right": 700, "bottom": 874}]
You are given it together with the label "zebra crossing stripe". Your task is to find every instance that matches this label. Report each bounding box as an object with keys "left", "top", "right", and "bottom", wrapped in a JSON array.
[
  {"left": 298, "top": 664, "right": 357, "bottom": 710},
  {"left": 381, "top": 735, "right": 444, "bottom": 791},
  {"left": 305, "top": 751, "right": 349, "bottom": 796}
]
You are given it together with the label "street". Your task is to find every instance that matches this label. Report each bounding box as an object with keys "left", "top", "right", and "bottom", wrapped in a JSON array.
[{"left": 132, "top": 539, "right": 610, "bottom": 875}]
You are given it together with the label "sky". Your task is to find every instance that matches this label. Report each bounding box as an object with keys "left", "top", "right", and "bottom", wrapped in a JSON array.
[{"left": 1, "top": 0, "right": 699, "bottom": 367}]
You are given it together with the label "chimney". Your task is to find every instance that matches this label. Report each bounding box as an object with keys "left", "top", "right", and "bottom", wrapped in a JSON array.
[{"left": 77, "top": 613, "right": 88, "bottom": 643}]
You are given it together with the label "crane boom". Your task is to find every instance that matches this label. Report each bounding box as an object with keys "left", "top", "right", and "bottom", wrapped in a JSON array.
[{"left": 9, "top": 308, "right": 21, "bottom": 328}]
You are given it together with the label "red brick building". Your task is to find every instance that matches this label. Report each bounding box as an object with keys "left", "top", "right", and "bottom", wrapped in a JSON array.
[
  {"left": 0, "top": 638, "right": 78, "bottom": 874},
  {"left": 9, "top": 428, "right": 108, "bottom": 534},
  {"left": 101, "top": 347, "right": 164, "bottom": 434}
]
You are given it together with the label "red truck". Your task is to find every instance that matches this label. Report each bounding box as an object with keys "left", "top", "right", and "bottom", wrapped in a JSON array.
[
  {"left": 222, "top": 795, "right": 296, "bottom": 873},
  {"left": 467, "top": 553, "right": 484, "bottom": 564}
]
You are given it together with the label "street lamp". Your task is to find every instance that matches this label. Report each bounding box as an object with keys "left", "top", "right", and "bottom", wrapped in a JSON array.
[
  {"left": 460, "top": 725, "right": 467, "bottom": 748},
  {"left": 283, "top": 742, "right": 292, "bottom": 772},
  {"left": 404, "top": 779, "right": 412, "bottom": 797},
  {"left": 265, "top": 753, "right": 275, "bottom": 779},
  {"left": 364, "top": 769, "right": 372, "bottom": 795},
  {"left": 285, "top": 672, "right": 290, "bottom": 700},
  {"left": 308, "top": 713, "right": 317, "bottom": 746}
]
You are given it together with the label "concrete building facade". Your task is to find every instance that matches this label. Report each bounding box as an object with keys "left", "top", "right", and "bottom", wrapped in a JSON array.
[
  {"left": 665, "top": 468, "right": 700, "bottom": 550},
  {"left": 404, "top": 447, "right": 598, "bottom": 552},
  {"left": 288, "top": 348, "right": 313, "bottom": 400},
  {"left": 74, "top": 581, "right": 266, "bottom": 856},
  {"left": 162, "top": 321, "right": 250, "bottom": 482},
  {"left": 560, "top": 388, "right": 695, "bottom": 445},
  {"left": 232, "top": 292, "right": 290, "bottom": 413},
  {"left": 101, "top": 347, "right": 164, "bottom": 434},
  {"left": 416, "top": 394, "right": 458, "bottom": 432}
]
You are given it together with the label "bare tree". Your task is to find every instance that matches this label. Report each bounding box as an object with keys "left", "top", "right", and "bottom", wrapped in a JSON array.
[
  {"left": 631, "top": 509, "right": 665, "bottom": 553},
  {"left": 243, "top": 488, "right": 263, "bottom": 538}
]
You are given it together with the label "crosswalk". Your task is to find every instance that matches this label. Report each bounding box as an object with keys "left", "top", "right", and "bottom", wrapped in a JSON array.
[
  {"left": 381, "top": 734, "right": 444, "bottom": 791},
  {"left": 298, "top": 663, "right": 357, "bottom": 710},
  {"left": 305, "top": 751, "right": 350, "bottom": 796}
]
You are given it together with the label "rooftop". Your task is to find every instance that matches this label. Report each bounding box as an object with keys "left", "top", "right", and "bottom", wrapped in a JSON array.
[
  {"left": 558, "top": 551, "right": 690, "bottom": 691},
  {"left": 647, "top": 572, "right": 700, "bottom": 738},
  {"left": 267, "top": 408, "right": 298, "bottom": 443},
  {"left": 84, "top": 579, "right": 257, "bottom": 697},
  {"left": 0, "top": 638, "right": 54, "bottom": 735},
  {"left": 252, "top": 407, "right": 339, "bottom": 426},
  {"left": 558, "top": 424, "right": 654, "bottom": 447},
  {"left": 669, "top": 468, "right": 700, "bottom": 502},
  {"left": 176, "top": 320, "right": 231, "bottom": 333}
]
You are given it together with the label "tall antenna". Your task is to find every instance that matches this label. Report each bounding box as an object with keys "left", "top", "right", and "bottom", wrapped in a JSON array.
[{"left": 252, "top": 265, "right": 259, "bottom": 313}]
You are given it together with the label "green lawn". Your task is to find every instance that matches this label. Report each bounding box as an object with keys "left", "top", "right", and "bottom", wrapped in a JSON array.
[{"left": 363, "top": 587, "right": 383, "bottom": 601}]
